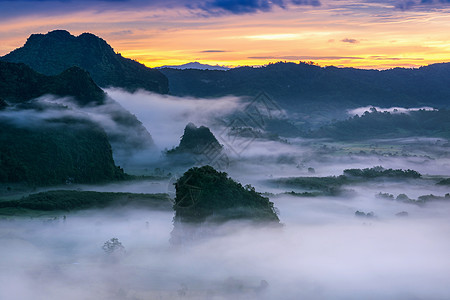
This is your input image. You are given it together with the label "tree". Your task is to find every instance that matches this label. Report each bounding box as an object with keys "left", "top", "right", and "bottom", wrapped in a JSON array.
[{"left": 102, "top": 238, "right": 125, "bottom": 255}]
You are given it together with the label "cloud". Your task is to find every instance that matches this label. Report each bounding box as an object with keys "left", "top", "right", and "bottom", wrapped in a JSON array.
[
  {"left": 0, "top": 0, "right": 321, "bottom": 19},
  {"left": 1, "top": 180, "right": 450, "bottom": 299},
  {"left": 198, "top": 0, "right": 276, "bottom": 14},
  {"left": 109, "top": 30, "right": 133, "bottom": 36},
  {"left": 292, "top": 0, "right": 321, "bottom": 6},
  {"left": 369, "top": 56, "right": 424, "bottom": 61},
  {"left": 372, "top": 0, "right": 450, "bottom": 10},
  {"left": 247, "top": 55, "right": 364, "bottom": 60},
  {"left": 395, "top": 0, "right": 417, "bottom": 9},
  {"left": 341, "top": 38, "right": 360, "bottom": 44},
  {"left": 201, "top": 49, "right": 228, "bottom": 53},
  {"left": 244, "top": 33, "right": 301, "bottom": 40},
  {"left": 105, "top": 88, "right": 243, "bottom": 150},
  {"left": 347, "top": 105, "right": 436, "bottom": 116},
  {"left": 0, "top": 95, "right": 158, "bottom": 168}
]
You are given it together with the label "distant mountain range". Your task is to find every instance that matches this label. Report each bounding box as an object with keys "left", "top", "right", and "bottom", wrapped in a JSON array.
[
  {"left": 157, "top": 62, "right": 230, "bottom": 71},
  {"left": 1, "top": 30, "right": 168, "bottom": 94},
  {"left": 3, "top": 30, "right": 450, "bottom": 115},
  {"left": 160, "top": 62, "right": 450, "bottom": 114},
  {"left": 1, "top": 29, "right": 450, "bottom": 186}
]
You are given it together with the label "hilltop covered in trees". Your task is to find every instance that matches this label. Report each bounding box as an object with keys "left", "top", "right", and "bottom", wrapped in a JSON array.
[
  {"left": 167, "top": 123, "right": 222, "bottom": 155},
  {"left": 0, "top": 117, "right": 126, "bottom": 185},
  {"left": 0, "top": 61, "right": 105, "bottom": 106},
  {"left": 343, "top": 166, "right": 421, "bottom": 179},
  {"left": 161, "top": 61, "right": 450, "bottom": 110},
  {"left": 0, "top": 190, "right": 171, "bottom": 214},
  {"left": 0, "top": 59, "right": 155, "bottom": 186},
  {"left": 173, "top": 166, "right": 280, "bottom": 224},
  {"left": 0, "top": 98, "right": 6, "bottom": 109},
  {"left": 270, "top": 167, "right": 423, "bottom": 196},
  {"left": 309, "top": 109, "right": 450, "bottom": 140}
]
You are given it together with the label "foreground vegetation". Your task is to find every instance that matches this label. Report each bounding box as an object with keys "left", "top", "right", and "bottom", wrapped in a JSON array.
[
  {"left": 174, "top": 166, "right": 280, "bottom": 223},
  {"left": 0, "top": 117, "right": 126, "bottom": 185},
  {"left": 271, "top": 167, "right": 423, "bottom": 196},
  {"left": 0, "top": 190, "right": 171, "bottom": 215}
]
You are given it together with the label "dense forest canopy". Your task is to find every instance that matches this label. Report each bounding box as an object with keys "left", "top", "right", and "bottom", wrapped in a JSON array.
[
  {"left": 167, "top": 123, "right": 222, "bottom": 155},
  {"left": 0, "top": 116, "right": 125, "bottom": 185},
  {"left": 0, "top": 190, "right": 171, "bottom": 212},
  {"left": 161, "top": 61, "right": 450, "bottom": 112},
  {"left": 309, "top": 109, "right": 450, "bottom": 140},
  {"left": 0, "top": 61, "right": 105, "bottom": 106},
  {"left": 174, "top": 166, "right": 280, "bottom": 223}
]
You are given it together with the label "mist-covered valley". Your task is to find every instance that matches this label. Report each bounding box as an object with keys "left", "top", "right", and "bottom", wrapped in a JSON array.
[
  {"left": 1, "top": 30, "right": 450, "bottom": 300},
  {"left": 1, "top": 86, "right": 450, "bottom": 299}
]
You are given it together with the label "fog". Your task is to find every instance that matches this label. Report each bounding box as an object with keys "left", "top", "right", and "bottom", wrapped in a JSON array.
[
  {"left": 0, "top": 93, "right": 160, "bottom": 168},
  {"left": 106, "top": 88, "right": 242, "bottom": 151},
  {"left": 2, "top": 192, "right": 450, "bottom": 300},
  {"left": 2, "top": 90, "right": 450, "bottom": 299},
  {"left": 102, "top": 89, "right": 449, "bottom": 178},
  {"left": 347, "top": 106, "right": 436, "bottom": 116}
]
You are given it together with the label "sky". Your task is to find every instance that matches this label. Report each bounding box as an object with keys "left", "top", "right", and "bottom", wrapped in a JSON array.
[{"left": 0, "top": 0, "right": 450, "bottom": 69}]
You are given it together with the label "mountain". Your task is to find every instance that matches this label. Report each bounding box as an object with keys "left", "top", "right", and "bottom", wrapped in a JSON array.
[
  {"left": 0, "top": 116, "right": 126, "bottom": 185},
  {"left": 0, "top": 98, "right": 6, "bottom": 109},
  {"left": 160, "top": 62, "right": 450, "bottom": 118},
  {"left": 0, "top": 61, "right": 156, "bottom": 178},
  {"left": 165, "top": 123, "right": 223, "bottom": 168},
  {"left": 308, "top": 109, "right": 450, "bottom": 140},
  {"left": 0, "top": 61, "right": 105, "bottom": 106},
  {"left": 1, "top": 30, "right": 168, "bottom": 94},
  {"left": 167, "top": 123, "right": 222, "bottom": 155},
  {"left": 157, "top": 62, "right": 230, "bottom": 71},
  {"left": 172, "top": 165, "right": 279, "bottom": 226}
]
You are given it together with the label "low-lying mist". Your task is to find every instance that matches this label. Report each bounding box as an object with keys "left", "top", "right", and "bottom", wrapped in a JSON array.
[
  {"left": 2, "top": 89, "right": 449, "bottom": 300},
  {"left": 106, "top": 88, "right": 242, "bottom": 151},
  {"left": 2, "top": 192, "right": 450, "bottom": 300},
  {"left": 347, "top": 106, "right": 437, "bottom": 116}
]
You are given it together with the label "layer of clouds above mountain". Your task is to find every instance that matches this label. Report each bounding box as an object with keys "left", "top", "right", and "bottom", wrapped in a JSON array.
[
  {"left": 0, "top": 0, "right": 321, "bottom": 18},
  {"left": 1, "top": 0, "right": 450, "bottom": 19}
]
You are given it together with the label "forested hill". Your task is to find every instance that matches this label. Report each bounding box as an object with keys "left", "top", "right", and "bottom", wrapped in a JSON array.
[
  {"left": 0, "top": 61, "right": 105, "bottom": 106},
  {"left": 309, "top": 109, "right": 450, "bottom": 140},
  {"left": 167, "top": 123, "right": 222, "bottom": 155},
  {"left": 0, "top": 117, "right": 126, "bottom": 185},
  {"left": 160, "top": 62, "right": 450, "bottom": 110},
  {"left": 0, "top": 61, "right": 154, "bottom": 185},
  {"left": 1, "top": 30, "right": 169, "bottom": 94}
]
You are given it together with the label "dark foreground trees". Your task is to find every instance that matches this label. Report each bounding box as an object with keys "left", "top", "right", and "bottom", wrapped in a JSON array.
[{"left": 173, "top": 165, "right": 280, "bottom": 224}]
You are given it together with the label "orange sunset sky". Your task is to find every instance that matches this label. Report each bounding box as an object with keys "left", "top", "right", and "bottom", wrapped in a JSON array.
[{"left": 0, "top": 0, "right": 449, "bottom": 69}]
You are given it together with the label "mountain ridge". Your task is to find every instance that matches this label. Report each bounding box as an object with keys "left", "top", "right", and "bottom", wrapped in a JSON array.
[
  {"left": 160, "top": 61, "right": 450, "bottom": 111},
  {"left": 157, "top": 61, "right": 230, "bottom": 71},
  {"left": 1, "top": 30, "right": 169, "bottom": 94},
  {"left": 0, "top": 61, "right": 105, "bottom": 105}
]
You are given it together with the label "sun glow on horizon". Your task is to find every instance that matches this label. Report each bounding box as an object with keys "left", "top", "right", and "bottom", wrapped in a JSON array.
[{"left": 0, "top": 1, "right": 450, "bottom": 70}]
